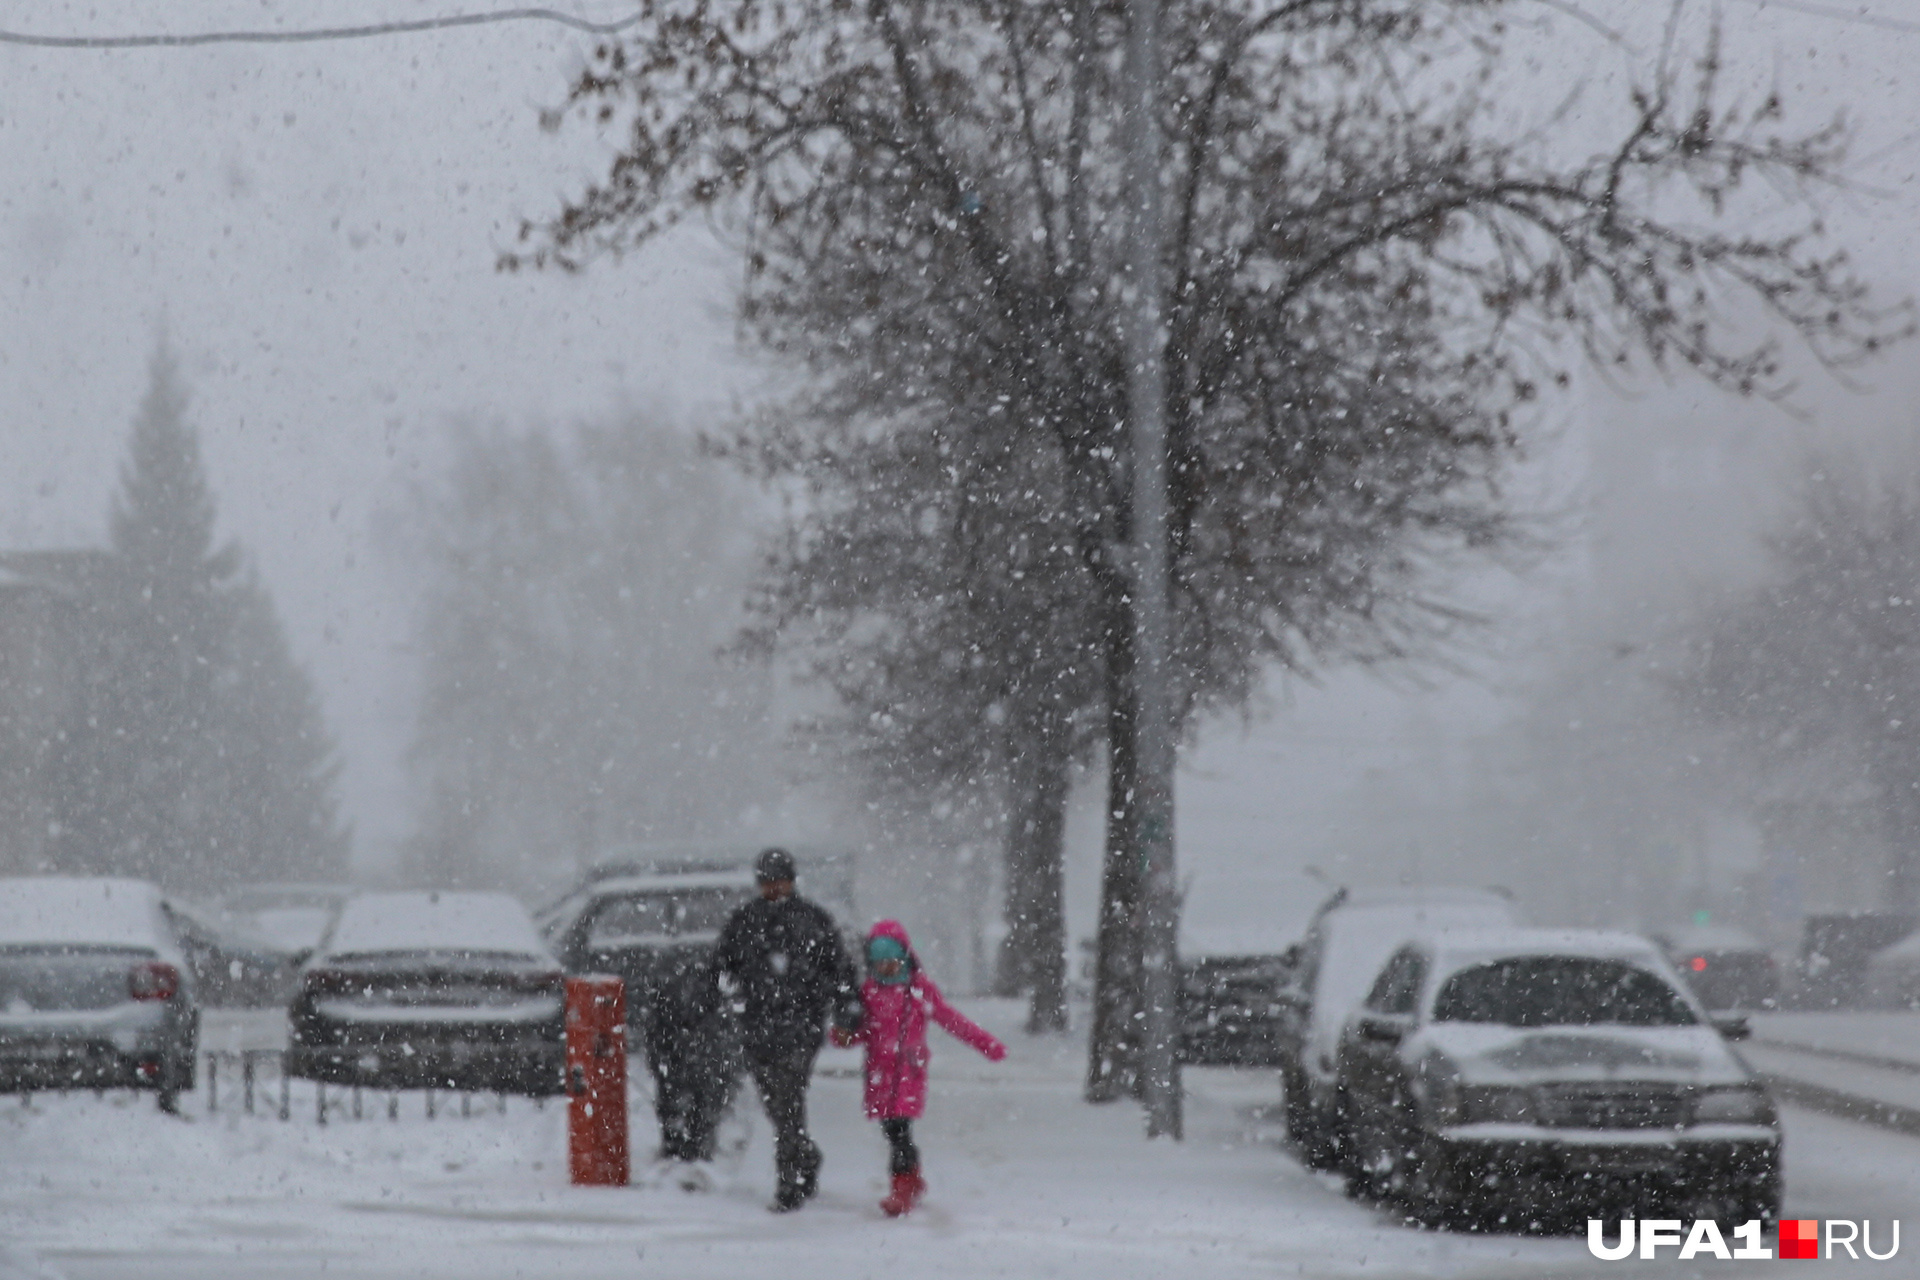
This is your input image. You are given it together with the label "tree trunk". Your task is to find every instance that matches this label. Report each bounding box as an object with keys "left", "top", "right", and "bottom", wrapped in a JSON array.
[
  {"left": 1086, "top": 587, "right": 1142, "bottom": 1100},
  {"left": 992, "top": 700, "right": 1072, "bottom": 1033},
  {"left": 1022, "top": 721, "right": 1071, "bottom": 1033},
  {"left": 992, "top": 774, "right": 1041, "bottom": 998}
]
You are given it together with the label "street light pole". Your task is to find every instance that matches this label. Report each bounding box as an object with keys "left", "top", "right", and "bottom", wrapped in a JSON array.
[{"left": 1122, "top": 0, "right": 1182, "bottom": 1140}]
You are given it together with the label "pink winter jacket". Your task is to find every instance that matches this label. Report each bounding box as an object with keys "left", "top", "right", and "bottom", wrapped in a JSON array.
[{"left": 836, "top": 920, "right": 1006, "bottom": 1119}]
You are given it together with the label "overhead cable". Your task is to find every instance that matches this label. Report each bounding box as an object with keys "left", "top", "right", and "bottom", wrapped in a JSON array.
[{"left": 0, "top": 7, "right": 639, "bottom": 49}]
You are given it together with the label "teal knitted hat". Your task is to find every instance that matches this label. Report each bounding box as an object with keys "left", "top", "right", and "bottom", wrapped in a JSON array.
[{"left": 867, "top": 934, "right": 910, "bottom": 982}]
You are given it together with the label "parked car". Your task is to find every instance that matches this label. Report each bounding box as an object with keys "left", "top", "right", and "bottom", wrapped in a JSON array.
[
  {"left": 1337, "top": 928, "right": 1778, "bottom": 1229},
  {"left": 1863, "top": 929, "right": 1920, "bottom": 1008},
  {"left": 1798, "top": 912, "right": 1917, "bottom": 1008},
  {"left": 165, "top": 897, "right": 297, "bottom": 1008},
  {"left": 1177, "top": 871, "right": 1322, "bottom": 1067},
  {"left": 218, "top": 883, "right": 351, "bottom": 963},
  {"left": 1279, "top": 885, "right": 1520, "bottom": 1167},
  {"left": 0, "top": 876, "right": 200, "bottom": 1111},
  {"left": 287, "top": 890, "right": 565, "bottom": 1094},
  {"left": 539, "top": 847, "right": 857, "bottom": 1041},
  {"left": 542, "top": 865, "right": 757, "bottom": 1042},
  {"left": 1654, "top": 925, "right": 1780, "bottom": 1011}
]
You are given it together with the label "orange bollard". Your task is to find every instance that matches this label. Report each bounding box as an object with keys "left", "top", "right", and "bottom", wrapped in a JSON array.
[{"left": 565, "top": 974, "right": 629, "bottom": 1186}]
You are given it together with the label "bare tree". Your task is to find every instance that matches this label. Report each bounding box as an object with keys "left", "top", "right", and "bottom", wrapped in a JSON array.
[
  {"left": 1678, "top": 462, "right": 1920, "bottom": 910},
  {"left": 512, "top": 0, "right": 1903, "bottom": 1100}
]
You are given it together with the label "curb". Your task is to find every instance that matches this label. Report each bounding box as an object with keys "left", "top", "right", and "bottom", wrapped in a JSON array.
[{"left": 1759, "top": 1072, "right": 1920, "bottom": 1138}]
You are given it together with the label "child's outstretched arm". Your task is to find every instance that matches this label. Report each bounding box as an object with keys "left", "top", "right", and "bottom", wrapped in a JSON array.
[{"left": 920, "top": 977, "right": 1007, "bottom": 1061}]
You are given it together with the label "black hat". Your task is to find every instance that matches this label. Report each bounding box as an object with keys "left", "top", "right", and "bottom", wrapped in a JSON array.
[{"left": 754, "top": 847, "right": 797, "bottom": 884}]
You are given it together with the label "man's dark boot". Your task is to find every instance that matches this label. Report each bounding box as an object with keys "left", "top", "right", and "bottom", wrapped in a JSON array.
[{"left": 796, "top": 1140, "right": 822, "bottom": 1200}]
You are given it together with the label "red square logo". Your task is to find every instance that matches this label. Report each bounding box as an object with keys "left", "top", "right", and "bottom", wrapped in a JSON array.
[{"left": 1780, "top": 1219, "right": 1820, "bottom": 1260}]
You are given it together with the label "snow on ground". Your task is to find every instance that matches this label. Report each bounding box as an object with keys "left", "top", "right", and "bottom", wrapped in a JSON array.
[
  {"left": 1753, "top": 1011, "right": 1920, "bottom": 1066},
  {"left": 1, "top": 1000, "right": 1915, "bottom": 1279}
]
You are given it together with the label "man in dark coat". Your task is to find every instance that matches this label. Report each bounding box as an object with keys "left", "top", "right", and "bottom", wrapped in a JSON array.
[{"left": 713, "top": 847, "right": 859, "bottom": 1211}]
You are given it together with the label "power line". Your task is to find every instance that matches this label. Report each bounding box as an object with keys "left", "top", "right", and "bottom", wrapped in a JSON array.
[
  {"left": 0, "top": 7, "right": 639, "bottom": 49},
  {"left": 1723, "top": 0, "right": 1920, "bottom": 36}
]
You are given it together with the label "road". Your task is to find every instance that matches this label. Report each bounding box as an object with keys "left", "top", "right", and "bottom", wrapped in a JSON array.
[{"left": 2, "top": 1003, "right": 1916, "bottom": 1279}]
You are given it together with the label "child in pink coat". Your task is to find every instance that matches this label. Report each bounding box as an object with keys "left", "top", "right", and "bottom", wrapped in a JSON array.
[{"left": 831, "top": 919, "right": 1006, "bottom": 1216}]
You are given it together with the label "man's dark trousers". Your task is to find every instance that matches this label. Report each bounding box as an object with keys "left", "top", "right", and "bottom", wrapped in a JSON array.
[{"left": 747, "top": 1043, "right": 821, "bottom": 1200}]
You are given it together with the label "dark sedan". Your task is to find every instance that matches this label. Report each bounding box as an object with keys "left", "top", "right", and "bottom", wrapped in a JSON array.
[{"left": 288, "top": 891, "right": 565, "bottom": 1095}]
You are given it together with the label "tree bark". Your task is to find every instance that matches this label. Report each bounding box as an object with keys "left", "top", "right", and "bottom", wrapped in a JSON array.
[
  {"left": 1086, "top": 586, "right": 1142, "bottom": 1100},
  {"left": 991, "top": 699, "right": 1072, "bottom": 1032}
]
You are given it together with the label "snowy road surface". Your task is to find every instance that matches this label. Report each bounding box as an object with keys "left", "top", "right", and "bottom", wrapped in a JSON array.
[{"left": 3, "top": 1000, "right": 1917, "bottom": 1279}]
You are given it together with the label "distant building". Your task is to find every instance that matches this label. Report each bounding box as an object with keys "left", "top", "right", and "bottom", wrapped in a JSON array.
[{"left": 0, "top": 557, "right": 93, "bottom": 874}]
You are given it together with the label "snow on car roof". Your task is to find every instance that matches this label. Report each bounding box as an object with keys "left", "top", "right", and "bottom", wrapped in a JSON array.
[
  {"left": 1338, "top": 885, "right": 1515, "bottom": 911},
  {"left": 322, "top": 891, "right": 551, "bottom": 961},
  {"left": 0, "top": 876, "right": 174, "bottom": 952},
  {"left": 589, "top": 870, "right": 755, "bottom": 896},
  {"left": 1658, "top": 925, "right": 1766, "bottom": 953},
  {"left": 1180, "top": 870, "right": 1324, "bottom": 958},
  {"left": 1423, "top": 928, "right": 1667, "bottom": 973}
]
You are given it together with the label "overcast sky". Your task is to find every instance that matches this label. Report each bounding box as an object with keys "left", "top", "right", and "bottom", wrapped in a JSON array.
[{"left": 4, "top": 0, "right": 1920, "bottom": 885}]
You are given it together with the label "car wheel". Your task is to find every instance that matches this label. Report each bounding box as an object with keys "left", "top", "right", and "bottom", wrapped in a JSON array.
[
  {"left": 1282, "top": 1066, "right": 1316, "bottom": 1143},
  {"left": 1399, "top": 1133, "right": 1459, "bottom": 1228}
]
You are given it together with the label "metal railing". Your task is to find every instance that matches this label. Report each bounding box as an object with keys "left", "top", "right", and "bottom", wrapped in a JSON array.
[{"left": 198, "top": 1049, "right": 550, "bottom": 1124}]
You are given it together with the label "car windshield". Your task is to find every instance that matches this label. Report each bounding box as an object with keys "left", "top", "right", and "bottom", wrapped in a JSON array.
[
  {"left": 1431, "top": 957, "right": 1698, "bottom": 1027},
  {"left": 587, "top": 889, "right": 745, "bottom": 947}
]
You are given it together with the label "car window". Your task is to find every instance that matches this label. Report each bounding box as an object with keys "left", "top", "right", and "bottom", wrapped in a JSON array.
[
  {"left": 1431, "top": 957, "right": 1697, "bottom": 1027},
  {"left": 1364, "top": 946, "right": 1426, "bottom": 1014},
  {"left": 586, "top": 889, "right": 745, "bottom": 948}
]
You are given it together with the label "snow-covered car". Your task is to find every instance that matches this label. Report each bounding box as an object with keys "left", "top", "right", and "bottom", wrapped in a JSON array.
[
  {"left": 1655, "top": 925, "right": 1780, "bottom": 1011},
  {"left": 1177, "top": 871, "right": 1323, "bottom": 1067},
  {"left": 541, "top": 864, "right": 757, "bottom": 1029},
  {"left": 218, "top": 882, "right": 351, "bottom": 961},
  {"left": 287, "top": 891, "right": 565, "bottom": 1094},
  {"left": 165, "top": 897, "right": 296, "bottom": 1007},
  {"left": 1337, "top": 928, "right": 1777, "bottom": 1228},
  {"left": 0, "top": 876, "right": 200, "bottom": 1111},
  {"left": 1280, "top": 885, "right": 1520, "bottom": 1167},
  {"left": 1863, "top": 929, "right": 1920, "bottom": 1009}
]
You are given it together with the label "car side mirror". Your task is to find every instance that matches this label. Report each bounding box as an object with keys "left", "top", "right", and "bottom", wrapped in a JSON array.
[
  {"left": 1710, "top": 1012, "right": 1751, "bottom": 1041},
  {"left": 1357, "top": 1014, "right": 1411, "bottom": 1045}
]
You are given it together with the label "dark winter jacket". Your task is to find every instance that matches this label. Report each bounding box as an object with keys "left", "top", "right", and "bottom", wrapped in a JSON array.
[
  {"left": 713, "top": 895, "right": 858, "bottom": 1057},
  {"left": 643, "top": 950, "right": 739, "bottom": 1075}
]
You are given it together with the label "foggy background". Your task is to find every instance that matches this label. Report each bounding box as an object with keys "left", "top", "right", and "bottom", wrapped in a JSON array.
[{"left": 6, "top": 0, "right": 1920, "bottom": 984}]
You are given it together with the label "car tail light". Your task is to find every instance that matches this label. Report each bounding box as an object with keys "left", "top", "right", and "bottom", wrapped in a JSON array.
[
  {"left": 129, "top": 961, "right": 179, "bottom": 1002},
  {"left": 1691, "top": 956, "right": 1708, "bottom": 972}
]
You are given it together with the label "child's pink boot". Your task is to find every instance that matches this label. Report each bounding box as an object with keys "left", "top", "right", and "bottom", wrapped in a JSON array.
[{"left": 880, "top": 1170, "right": 925, "bottom": 1217}]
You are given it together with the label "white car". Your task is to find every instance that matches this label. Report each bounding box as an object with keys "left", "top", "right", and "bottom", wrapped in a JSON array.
[
  {"left": 1279, "top": 885, "right": 1520, "bottom": 1166},
  {"left": 1863, "top": 928, "right": 1920, "bottom": 1009},
  {"left": 0, "top": 876, "right": 201, "bottom": 1111},
  {"left": 1338, "top": 928, "right": 1777, "bottom": 1228}
]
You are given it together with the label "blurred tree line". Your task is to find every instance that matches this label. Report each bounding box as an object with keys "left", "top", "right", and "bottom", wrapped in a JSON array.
[
  {"left": 0, "top": 343, "right": 347, "bottom": 894},
  {"left": 1679, "top": 460, "right": 1920, "bottom": 912},
  {"left": 401, "top": 419, "right": 783, "bottom": 895}
]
